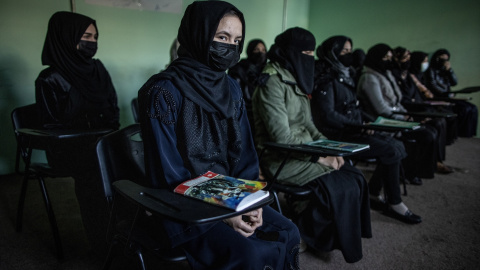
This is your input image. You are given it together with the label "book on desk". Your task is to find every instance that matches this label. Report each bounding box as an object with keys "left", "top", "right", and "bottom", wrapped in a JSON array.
[
  {"left": 370, "top": 116, "right": 421, "bottom": 130},
  {"left": 174, "top": 171, "right": 269, "bottom": 211},
  {"left": 304, "top": 139, "right": 370, "bottom": 153}
]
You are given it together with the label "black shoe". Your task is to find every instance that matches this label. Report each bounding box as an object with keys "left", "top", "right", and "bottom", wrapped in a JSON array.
[
  {"left": 384, "top": 208, "right": 422, "bottom": 224},
  {"left": 406, "top": 177, "right": 422, "bottom": 185},
  {"left": 369, "top": 196, "right": 387, "bottom": 211}
]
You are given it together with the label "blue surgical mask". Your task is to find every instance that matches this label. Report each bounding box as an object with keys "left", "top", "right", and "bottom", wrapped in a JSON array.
[{"left": 421, "top": 62, "right": 429, "bottom": 72}]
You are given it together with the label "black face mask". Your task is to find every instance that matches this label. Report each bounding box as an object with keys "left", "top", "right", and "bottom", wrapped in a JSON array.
[
  {"left": 338, "top": 53, "right": 353, "bottom": 67},
  {"left": 208, "top": 41, "right": 240, "bottom": 71},
  {"left": 249, "top": 52, "right": 266, "bottom": 65},
  {"left": 380, "top": 60, "right": 393, "bottom": 71},
  {"left": 78, "top": 40, "right": 98, "bottom": 59},
  {"left": 399, "top": 60, "right": 411, "bottom": 71}
]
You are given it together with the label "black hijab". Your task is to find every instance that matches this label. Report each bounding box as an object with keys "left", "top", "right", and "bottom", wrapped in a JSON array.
[
  {"left": 430, "top": 49, "right": 450, "bottom": 69},
  {"left": 316, "top": 35, "right": 354, "bottom": 87},
  {"left": 246, "top": 39, "right": 267, "bottom": 66},
  {"left": 156, "top": 1, "right": 245, "bottom": 119},
  {"left": 409, "top": 51, "right": 428, "bottom": 75},
  {"left": 41, "top": 11, "right": 113, "bottom": 102},
  {"left": 364, "top": 43, "right": 392, "bottom": 75},
  {"left": 352, "top": 49, "right": 366, "bottom": 70},
  {"left": 267, "top": 27, "right": 316, "bottom": 94}
]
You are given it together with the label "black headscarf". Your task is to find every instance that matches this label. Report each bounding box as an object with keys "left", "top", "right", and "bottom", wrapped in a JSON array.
[
  {"left": 364, "top": 43, "right": 392, "bottom": 75},
  {"left": 409, "top": 51, "right": 428, "bottom": 75},
  {"left": 430, "top": 49, "right": 450, "bottom": 69},
  {"left": 41, "top": 11, "right": 113, "bottom": 102},
  {"left": 316, "top": 35, "right": 354, "bottom": 87},
  {"left": 393, "top": 46, "right": 413, "bottom": 73},
  {"left": 155, "top": 1, "right": 245, "bottom": 119},
  {"left": 246, "top": 39, "right": 267, "bottom": 65},
  {"left": 352, "top": 49, "right": 366, "bottom": 70},
  {"left": 267, "top": 27, "right": 316, "bottom": 94}
]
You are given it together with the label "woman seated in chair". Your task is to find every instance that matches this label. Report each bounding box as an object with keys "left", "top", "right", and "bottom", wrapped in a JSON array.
[
  {"left": 138, "top": 2, "right": 300, "bottom": 269},
  {"left": 35, "top": 11, "right": 120, "bottom": 254},
  {"left": 357, "top": 43, "right": 440, "bottom": 184},
  {"left": 311, "top": 36, "right": 421, "bottom": 224},
  {"left": 252, "top": 28, "right": 372, "bottom": 263}
]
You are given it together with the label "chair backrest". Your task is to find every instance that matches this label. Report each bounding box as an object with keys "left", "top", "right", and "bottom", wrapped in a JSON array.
[
  {"left": 11, "top": 103, "right": 42, "bottom": 131},
  {"left": 131, "top": 98, "right": 139, "bottom": 123},
  {"left": 11, "top": 104, "right": 42, "bottom": 173},
  {"left": 96, "top": 124, "right": 146, "bottom": 201}
]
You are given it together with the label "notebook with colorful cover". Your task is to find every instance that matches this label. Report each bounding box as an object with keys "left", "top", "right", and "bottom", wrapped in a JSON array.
[{"left": 174, "top": 171, "right": 269, "bottom": 211}]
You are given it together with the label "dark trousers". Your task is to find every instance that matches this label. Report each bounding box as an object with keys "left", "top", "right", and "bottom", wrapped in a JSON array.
[
  {"left": 401, "top": 126, "right": 438, "bottom": 179},
  {"left": 452, "top": 100, "right": 478, "bottom": 137},
  {"left": 332, "top": 133, "right": 406, "bottom": 205},
  {"left": 46, "top": 135, "right": 109, "bottom": 257},
  {"left": 182, "top": 206, "right": 300, "bottom": 270},
  {"left": 424, "top": 118, "right": 447, "bottom": 161}
]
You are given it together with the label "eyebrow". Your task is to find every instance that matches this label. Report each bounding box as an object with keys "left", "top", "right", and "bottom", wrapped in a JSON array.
[{"left": 216, "top": 30, "right": 242, "bottom": 39}]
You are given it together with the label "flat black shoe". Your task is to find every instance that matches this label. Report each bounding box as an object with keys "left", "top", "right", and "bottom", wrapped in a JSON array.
[
  {"left": 406, "top": 177, "right": 423, "bottom": 185},
  {"left": 384, "top": 208, "right": 422, "bottom": 224}
]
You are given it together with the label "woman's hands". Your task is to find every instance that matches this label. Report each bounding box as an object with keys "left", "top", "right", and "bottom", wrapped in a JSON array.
[
  {"left": 317, "top": 156, "right": 344, "bottom": 170},
  {"left": 223, "top": 208, "right": 263, "bottom": 237}
]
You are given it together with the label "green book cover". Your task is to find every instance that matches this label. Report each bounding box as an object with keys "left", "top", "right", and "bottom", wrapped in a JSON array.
[
  {"left": 370, "top": 116, "right": 420, "bottom": 130},
  {"left": 304, "top": 139, "right": 370, "bottom": 152}
]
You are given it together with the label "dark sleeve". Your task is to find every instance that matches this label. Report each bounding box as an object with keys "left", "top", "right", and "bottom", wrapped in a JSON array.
[
  {"left": 103, "top": 68, "right": 120, "bottom": 130},
  {"left": 425, "top": 68, "right": 449, "bottom": 96},
  {"left": 228, "top": 77, "right": 260, "bottom": 180},
  {"left": 140, "top": 80, "right": 192, "bottom": 189},
  {"left": 312, "top": 81, "right": 360, "bottom": 130},
  {"left": 35, "top": 69, "right": 71, "bottom": 129},
  {"left": 446, "top": 69, "right": 458, "bottom": 87}
]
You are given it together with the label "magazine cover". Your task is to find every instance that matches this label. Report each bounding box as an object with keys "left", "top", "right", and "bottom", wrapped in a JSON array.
[
  {"left": 305, "top": 139, "right": 370, "bottom": 152},
  {"left": 370, "top": 116, "right": 420, "bottom": 129},
  {"left": 174, "top": 171, "right": 269, "bottom": 211}
]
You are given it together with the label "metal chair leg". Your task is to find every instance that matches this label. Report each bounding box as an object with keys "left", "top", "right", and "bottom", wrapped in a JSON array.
[
  {"left": 272, "top": 190, "right": 283, "bottom": 215},
  {"left": 16, "top": 172, "right": 30, "bottom": 232},
  {"left": 37, "top": 176, "right": 64, "bottom": 260},
  {"left": 135, "top": 249, "right": 147, "bottom": 270}
]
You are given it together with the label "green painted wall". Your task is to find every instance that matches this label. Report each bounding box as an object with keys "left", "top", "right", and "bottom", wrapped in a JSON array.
[
  {"left": 0, "top": 0, "right": 309, "bottom": 175},
  {"left": 1, "top": 0, "right": 477, "bottom": 174},
  {"left": 309, "top": 0, "right": 480, "bottom": 135}
]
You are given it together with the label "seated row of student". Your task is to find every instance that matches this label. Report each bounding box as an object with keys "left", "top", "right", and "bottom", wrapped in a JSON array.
[
  {"left": 138, "top": 2, "right": 300, "bottom": 269},
  {"left": 408, "top": 51, "right": 458, "bottom": 144},
  {"left": 252, "top": 28, "right": 372, "bottom": 263},
  {"left": 310, "top": 36, "right": 421, "bottom": 224},
  {"left": 423, "top": 49, "right": 478, "bottom": 138},
  {"left": 391, "top": 47, "right": 453, "bottom": 174},
  {"left": 356, "top": 43, "right": 443, "bottom": 184},
  {"left": 228, "top": 39, "right": 268, "bottom": 136},
  {"left": 35, "top": 11, "right": 120, "bottom": 255}
]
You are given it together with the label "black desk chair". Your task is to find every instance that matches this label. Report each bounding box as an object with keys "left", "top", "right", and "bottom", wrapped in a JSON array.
[
  {"left": 11, "top": 103, "right": 70, "bottom": 260},
  {"left": 96, "top": 124, "right": 274, "bottom": 270}
]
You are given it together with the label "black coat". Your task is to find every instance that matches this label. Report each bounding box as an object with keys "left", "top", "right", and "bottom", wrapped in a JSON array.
[
  {"left": 311, "top": 75, "right": 364, "bottom": 138},
  {"left": 35, "top": 66, "right": 120, "bottom": 130}
]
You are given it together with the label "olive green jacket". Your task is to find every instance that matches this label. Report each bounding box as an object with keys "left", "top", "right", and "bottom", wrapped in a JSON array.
[{"left": 252, "top": 62, "right": 333, "bottom": 186}]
